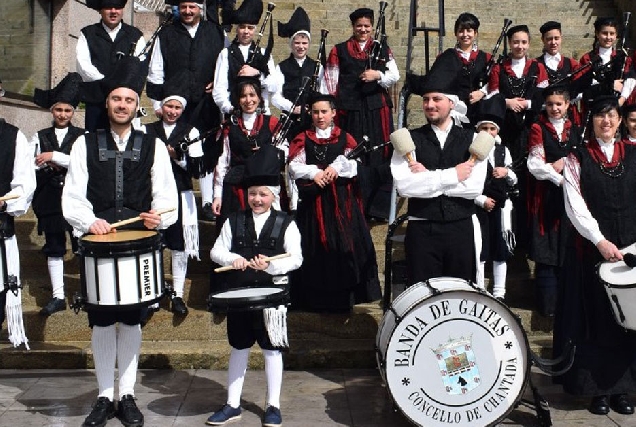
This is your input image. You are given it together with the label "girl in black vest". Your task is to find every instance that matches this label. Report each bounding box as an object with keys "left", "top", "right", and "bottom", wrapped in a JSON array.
[
  {"left": 288, "top": 94, "right": 381, "bottom": 312},
  {"left": 556, "top": 96, "right": 636, "bottom": 415},
  {"left": 211, "top": 77, "right": 284, "bottom": 229},
  {"left": 325, "top": 7, "right": 399, "bottom": 220},
  {"left": 208, "top": 144, "right": 302, "bottom": 427},
  {"left": 527, "top": 87, "right": 580, "bottom": 317},
  {"left": 31, "top": 73, "right": 85, "bottom": 317}
]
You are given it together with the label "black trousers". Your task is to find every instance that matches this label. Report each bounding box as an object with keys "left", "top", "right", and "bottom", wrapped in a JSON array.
[
  {"left": 404, "top": 217, "right": 475, "bottom": 285},
  {"left": 227, "top": 310, "right": 276, "bottom": 350},
  {"left": 42, "top": 230, "right": 78, "bottom": 258}
]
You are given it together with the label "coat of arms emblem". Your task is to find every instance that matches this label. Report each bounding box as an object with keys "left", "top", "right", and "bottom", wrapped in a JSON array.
[{"left": 433, "top": 336, "right": 481, "bottom": 395}]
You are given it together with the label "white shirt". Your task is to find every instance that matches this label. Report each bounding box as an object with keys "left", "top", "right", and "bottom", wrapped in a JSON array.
[
  {"left": 527, "top": 118, "right": 568, "bottom": 186},
  {"left": 475, "top": 141, "right": 517, "bottom": 208},
  {"left": 2, "top": 129, "right": 35, "bottom": 217},
  {"left": 163, "top": 122, "right": 202, "bottom": 171},
  {"left": 212, "top": 44, "right": 276, "bottom": 115},
  {"left": 211, "top": 210, "right": 303, "bottom": 276},
  {"left": 390, "top": 128, "right": 488, "bottom": 216},
  {"left": 76, "top": 22, "right": 146, "bottom": 83},
  {"left": 62, "top": 128, "right": 178, "bottom": 235},
  {"left": 30, "top": 127, "right": 82, "bottom": 169},
  {"left": 543, "top": 52, "right": 562, "bottom": 71}
]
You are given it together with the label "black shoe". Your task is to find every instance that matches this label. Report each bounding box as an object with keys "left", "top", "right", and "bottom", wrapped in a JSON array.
[
  {"left": 83, "top": 397, "right": 115, "bottom": 427},
  {"left": 610, "top": 394, "right": 635, "bottom": 414},
  {"left": 202, "top": 203, "right": 216, "bottom": 221},
  {"left": 589, "top": 395, "right": 610, "bottom": 415},
  {"left": 117, "top": 394, "right": 144, "bottom": 427},
  {"left": 40, "top": 297, "right": 66, "bottom": 317},
  {"left": 171, "top": 296, "right": 188, "bottom": 315}
]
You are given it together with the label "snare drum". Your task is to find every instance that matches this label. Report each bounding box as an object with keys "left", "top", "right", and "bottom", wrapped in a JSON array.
[
  {"left": 208, "top": 285, "right": 289, "bottom": 313},
  {"left": 598, "top": 243, "right": 636, "bottom": 331},
  {"left": 376, "top": 277, "right": 529, "bottom": 427},
  {"left": 79, "top": 230, "right": 165, "bottom": 310}
]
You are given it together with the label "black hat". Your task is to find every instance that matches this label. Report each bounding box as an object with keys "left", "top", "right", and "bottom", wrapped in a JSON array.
[
  {"left": 165, "top": 0, "right": 204, "bottom": 5},
  {"left": 278, "top": 7, "right": 310, "bottom": 38},
  {"left": 33, "top": 72, "right": 82, "bottom": 109},
  {"left": 102, "top": 56, "right": 146, "bottom": 96},
  {"left": 85, "top": 0, "right": 127, "bottom": 10},
  {"left": 243, "top": 144, "right": 281, "bottom": 187},
  {"left": 349, "top": 8, "right": 373, "bottom": 24},
  {"left": 406, "top": 58, "right": 460, "bottom": 97},
  {"left": 590, "top": 94, "right": 620, "bottom": 116},
  {"left": 229, "top": 0, "right": 263, "bottom": 25},
  {"left": 476, "top": 94, "right": 506, "bottom": 129},
  {"left": 506, "top": 24, "right": 529, "bottom": 39},
  {"left": 539, "top": 21, "right": 561, "bottom": 35}
]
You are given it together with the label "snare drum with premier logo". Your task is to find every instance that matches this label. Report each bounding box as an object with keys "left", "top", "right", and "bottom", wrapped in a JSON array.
[
  {"left": 79, "top": 230, "right": 165, "bottom": 310},
  {"left": 376, "top": 277, "right": 529, "bottom": 427}
]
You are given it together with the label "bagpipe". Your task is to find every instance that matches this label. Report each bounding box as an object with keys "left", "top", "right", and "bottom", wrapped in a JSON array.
[
  {"left": 479, "top": 18, "right": 513, "bottom": 87},
  {"left": 246, "top": 2, "right": 276, "bottom": 74}
]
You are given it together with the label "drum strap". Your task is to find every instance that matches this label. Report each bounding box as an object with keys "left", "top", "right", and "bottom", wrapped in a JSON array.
[{"left": 97, "top": 130, "right": 143, "bottom": 214}]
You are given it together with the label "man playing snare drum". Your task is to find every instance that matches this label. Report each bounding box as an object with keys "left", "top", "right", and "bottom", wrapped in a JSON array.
[{"left": 62, "top": 56, "right": 177, "bottom": 427}]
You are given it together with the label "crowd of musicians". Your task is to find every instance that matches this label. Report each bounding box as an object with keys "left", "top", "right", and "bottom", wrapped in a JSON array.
[{"left": 0, "top": 0, "right": 636, "bottom": 425}]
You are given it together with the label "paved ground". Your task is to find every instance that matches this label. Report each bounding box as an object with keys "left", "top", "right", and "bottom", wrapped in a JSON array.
[{"left": 1, "top": 368, "right": 635, "bottom": 426}]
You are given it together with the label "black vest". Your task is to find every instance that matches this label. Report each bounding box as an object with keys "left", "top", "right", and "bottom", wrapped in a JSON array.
[
  {"left": 304, "top": 131, "right": 347, "bottom": 168},
  {"left": 578, "top": 144, "right": 636, "bottom": 248},
  {"left": 224, "top": 116, "right": 275, "bottom": 185},
  {"left": 32, "top": 126, "right": 85, "bottom": 219},
  {"left": 223, "top": 210, "right": 291, "bottom": 288},
  {"left": 540, "top": 122, "right": 579, "bottom": 163},
  {"left": 407, "top": 125, "right": 476, "bottom": 221},
  {"left": 80, "top": 22, "right": 143, "bottom": 104},
  {"left": 146, "top": 120, "right": 194, "bottom": 192},
  {"left": 227, "top": 41, "right": 269, "bottom": 90},
  {"left": 0, "top": 120, "right": 18, "bottom": 237},
  {"left": 146, "top": 21, "right": 225, "bottom": 103},
  {"left": 279, "top": 55, "right": 316, "bottom": 109},
  {"left": 483, "top": 145, "right": 509, "bottom": 207},
  {"left": 334, "top": 42, "right": 388, "bottom": 111},
  {"left": 437, "top": 49, "right": 488, "bottom": 102},
  {"left": 536, "top": 55, "right": 573, "bottom": 85},
  {"left": 498, "top": 60, "right": 541, "bottom": 99},
  {"left": 85, "top": 129, "right": 155, "bottom": 223}
]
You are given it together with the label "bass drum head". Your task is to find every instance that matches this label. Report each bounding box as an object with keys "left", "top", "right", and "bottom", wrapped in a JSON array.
[{"left": 383, "top": 281, "right": 529, "bottom": 427}]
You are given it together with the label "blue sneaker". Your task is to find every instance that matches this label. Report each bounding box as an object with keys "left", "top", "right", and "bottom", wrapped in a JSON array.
[
  {"left": 205, "top": 404, "right": 241, "bottom": 425},
  {"left": 262, "top": 406, "right": 282, "bottom": 427}
]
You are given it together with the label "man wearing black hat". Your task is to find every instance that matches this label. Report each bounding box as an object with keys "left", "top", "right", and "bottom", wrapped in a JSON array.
[
  {"left": 146, "top": 0, "right": 225, "bottom": 130},
  {"left": 390, "top": 74, "right": 488, "bottom": 285},
  {"left": 30, "top": 73, "right": 86, "bottom": 317},
  {"left": 0, "top": 93, "right": 35, "bottom": 350},
  {"left": 63, "top": 56, "right": 177, "bottom": 427},
  {"left": 212, "top": 0, "right": 276, "bottom": 116},
  {"left": 77, "top": 0, "right": 146, "bottom": 132}
]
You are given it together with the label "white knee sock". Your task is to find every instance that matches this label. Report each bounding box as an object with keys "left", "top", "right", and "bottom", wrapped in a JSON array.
[
  {"left": 263, "top": 349, "right": 283, "bottom": 409},
  {"left": 199, "top": 174, "right": 214, "bottom": 206},
  {"left": 475, "top": 261, "right": 486, "bottom": 289},
  {"left": 92, "top": 325, "right": 117, "bottom": 401},
  {"left": 47, "top": 257, "right": 65, "bottom": 299},
  {"left": 117, "top": 323, "right": 142, "bottom": 398},
  {"left": 171, "top": 251, "right": 188, "bottom": 298},
  {"left": 492, "top": 261, "right": 507, "bottom": 298},
  {"left": 227, "top": 347, "right": 250, "bottom": 408}
]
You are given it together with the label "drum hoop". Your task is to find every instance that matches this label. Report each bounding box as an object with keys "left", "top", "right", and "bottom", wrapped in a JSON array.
[
  {"left": 82, "top": 294, "right": 165, "bottom": 311},
  {"left": 208, "top": 286, "right": 289, "bottom": 312},
  {"left": 381, "top": 288, "right": 531, "bottom": 427},
  {"left": 79, "top": 232, "right": 162, "bottom": 257}
]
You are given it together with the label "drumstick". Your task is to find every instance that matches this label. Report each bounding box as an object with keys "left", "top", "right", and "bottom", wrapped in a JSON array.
[
  {"left": 109, "top": 208, "right": 176, "bottom": 230},
  {"left": 0, "top": 194, "right": 19, "bottom": 202},
  {"left": 214, "top": 253, "right": 292, "bottom": 272}
]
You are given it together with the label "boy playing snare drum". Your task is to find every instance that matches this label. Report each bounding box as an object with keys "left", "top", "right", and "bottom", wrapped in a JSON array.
[{"left": 207, "top": 144, "right": 302, "bottom": 427}]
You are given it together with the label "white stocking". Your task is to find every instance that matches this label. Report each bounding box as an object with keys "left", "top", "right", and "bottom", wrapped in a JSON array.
[
  {"left": 227, "top": 347, "right": 250, "bottom": 408},
  {"left": 492, "top": 261, "right": 507, "bottom": 298},
  {"left": 47, "top": 257, "right": 65, "bottom": 299},
  {"left": 171, "top": 251, "right": 188, "bottom": 298},
  {"left": 199, "top": 174, "right": 214, "bottom": 205},
  {"left": 92, "top": 325, "right": 117, "bottom": 400},
  {"left": 475, "top": 261, "right": 486, "bottom": 289},
  {"left": 263, "top": 349, "right": 283, "bottom": 409},
  {"left": 117, "top": 323, "right": 142, "bottom": 398}
]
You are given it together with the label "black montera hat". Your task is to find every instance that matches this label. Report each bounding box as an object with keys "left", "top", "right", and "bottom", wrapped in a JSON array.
[
  {"left": 406, "top": 63, "right": 459, "bottom": 97},
  {"left": 165, "top": 0, "right": 204, "bottom": 5},
  {"left": 85, "top": 0, "right": 127, "bottom": 10},
  {"left": 243, "top": 144, "right": 281, "bottom": 187},
  {"left": 507, "top": 24, "right": 530, "bottom": 39},
  {"left": 476, "top": 94, "right": 506, "bottom": 129},
  {"left": 102, "top": 56, "right": 146, "bottom": 96},
  {"left": 33, "top": 72, "right": 82, "bottom": 109},
  {"left": 229, "top": 0, "right": 263, "bottom": 25},
  {"left": 539, "top": 21, "right": 561, "bottom": 35},
  {"left": 278, "top": 7, "right": 310, "bottom": 38},
  {"left": 349, "top": 8, "right": 373, "bottom": 24}
]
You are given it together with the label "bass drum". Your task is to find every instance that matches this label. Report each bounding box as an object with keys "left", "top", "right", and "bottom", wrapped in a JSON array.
[{"left": 376, "top": 277, "right": 529, "bottom": 427}]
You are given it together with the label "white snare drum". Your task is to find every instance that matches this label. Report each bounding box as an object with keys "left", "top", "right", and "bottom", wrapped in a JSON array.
[
  {"left": 376, "top": 277, "right": 529, "bottom": 427},
  {"left": 598, "top": 242, "right": 636, "bottom": 331},
  {"left": 79, "top": 230, "right": 165, "bottom": 310},
  {"left": 208, "top": 286, "right": 289, "bottom": 313}
]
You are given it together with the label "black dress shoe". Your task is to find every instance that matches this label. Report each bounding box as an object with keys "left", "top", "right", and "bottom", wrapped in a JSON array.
[
  {"left": 40, "top": 297, "right": 66, "bottom": 317},
  {"left": 83, "top": 396, "right": 115, "bottom": 427},
  {"left": 610, "top": 394, "right": 635, "bottom": 414},
  {"left": 171, "top": 296, "right": 188, "bottom": 315},
  {"left": 202, "top": 203, "right": 216, "bottom": 221},
  {"left": 589, "top": 395, "right": 610, "bottom": 415},
  {"left": 117, "top": 394, "right": 144, "bottom": 427}
]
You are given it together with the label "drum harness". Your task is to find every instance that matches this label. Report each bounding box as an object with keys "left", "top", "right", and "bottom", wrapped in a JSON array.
[{"left": 382, "top": 214, "right": 576, "bottom": 427}]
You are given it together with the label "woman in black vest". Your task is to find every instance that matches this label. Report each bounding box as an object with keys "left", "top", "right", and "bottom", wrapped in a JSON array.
[
  {"left": 211, "top": 77, "right": 283, "bottom": 229},
  {"left": 288, "top": 94, "right": 380, "bottom": 312},
  {"left": 325, "top": 7, "right": 399, "bottom": 220},
  {"left": 556, "top": 95, "right": 636, "bottom": 416}
]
